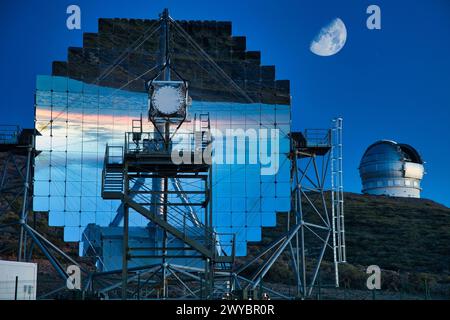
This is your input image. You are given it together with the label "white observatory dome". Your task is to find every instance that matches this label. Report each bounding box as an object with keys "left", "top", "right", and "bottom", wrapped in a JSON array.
[{"left": 359, "top": 140, "right": 425, "bottom": 198}]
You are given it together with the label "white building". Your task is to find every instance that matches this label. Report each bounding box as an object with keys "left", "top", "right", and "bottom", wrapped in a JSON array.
[
  {"left": 0, "top": 260, "right": 37, "bottom": 300},
  {"left": 359, "top": 140, "right": 425, "bottom": 198}
]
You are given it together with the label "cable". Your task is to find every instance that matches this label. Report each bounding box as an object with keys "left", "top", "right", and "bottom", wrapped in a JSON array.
[
  {"left": 96, "top": 20, "right": 160, "bottom": 83},
  {"left": 169, "top": 18, "right": 254, "bottom": 104},
  {"left": 170, "top": 30, "right": 290, "bottom": 138},
  {"left": 38, "top": 21, "right": 162, "bottom": 133}
]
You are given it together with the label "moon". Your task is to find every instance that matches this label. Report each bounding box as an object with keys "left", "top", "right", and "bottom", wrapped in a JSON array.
[{"left": 310, "top": 18, "right": 347, "bottom": 57}]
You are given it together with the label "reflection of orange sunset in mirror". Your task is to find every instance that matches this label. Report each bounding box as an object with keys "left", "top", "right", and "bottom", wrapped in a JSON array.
[
  {"left": 35, "top": 104, "right": 267, "bottom": 134},
  {"left": 35, "top": 103, "right": 277, "bottom": 154},
  {"left": 36, "top": 109, "right": 136, "bottom": 133}
]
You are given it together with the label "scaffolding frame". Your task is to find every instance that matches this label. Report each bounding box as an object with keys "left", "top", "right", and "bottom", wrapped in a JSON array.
[
  {"left": 100, "top": 112, "right": 235, "bottom": 299},
  {"left": 0, "top": 126, "right": 83, "bottom": 288},
  {"left": 233, "top": 119, "right": 345, "bottom": 299}
]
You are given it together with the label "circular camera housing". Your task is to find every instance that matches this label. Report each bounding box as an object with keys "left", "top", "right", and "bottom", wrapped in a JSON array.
[{"left": 148, "top": 81, "right": 188, "bottom": 122}]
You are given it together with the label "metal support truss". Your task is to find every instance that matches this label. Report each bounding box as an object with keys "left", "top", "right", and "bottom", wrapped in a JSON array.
[
  {"left": 100, "top": 111, "right": 235, "bottom": 299},
  {"left": 234, "top": 120, "right": 345, "bottom": 299},
  {"left": 0, "top": 127, "right": 86, "bottom": 297},
  {"left": 84, "top": 262, "right": 234, "bottom": 300}
]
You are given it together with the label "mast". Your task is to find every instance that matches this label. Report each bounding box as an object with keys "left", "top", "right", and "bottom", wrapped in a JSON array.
[{"left": 155, "top": 8, "right": 171, "bottom": 298}]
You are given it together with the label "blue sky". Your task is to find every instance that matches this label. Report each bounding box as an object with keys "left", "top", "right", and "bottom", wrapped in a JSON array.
[{"left": 1, "top": 0, "right": 449, "bottom": 206}]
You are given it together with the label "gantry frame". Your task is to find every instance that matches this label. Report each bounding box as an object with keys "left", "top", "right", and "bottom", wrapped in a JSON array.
[
  {"left": 233, "top": 119, "right": 345, "bottom": 299},
  {"left": 0, "top": 126, "right": 86, "bottom": 296}
]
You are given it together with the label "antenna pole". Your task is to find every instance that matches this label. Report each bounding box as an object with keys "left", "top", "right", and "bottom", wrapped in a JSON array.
[
  {"left": 159, "top": 8, "right": 171, "bottom": 81},
  {"left": 157, "top": 8, "right": 171, "bottom": 299}
]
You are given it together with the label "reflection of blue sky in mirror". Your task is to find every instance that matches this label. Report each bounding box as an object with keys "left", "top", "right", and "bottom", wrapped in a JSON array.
[{"left": 34, "top": 76, "right": 291, "bottom": 256}]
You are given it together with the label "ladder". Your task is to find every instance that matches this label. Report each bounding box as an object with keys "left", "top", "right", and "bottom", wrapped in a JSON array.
[
  {"left": 199, "top": 113, "right": 210, "bottom": 130},
  {"left": 131, "top": 116, "right": 143, "bottom": 146},
  {"left": 193, "top": 113, "right": 211, "bottom": 151},
  {"left": 331, "top": 118, "right": 346, "bottom": 284}
]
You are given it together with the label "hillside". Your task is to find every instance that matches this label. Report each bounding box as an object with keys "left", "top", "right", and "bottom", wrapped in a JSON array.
[
  {"left": 1, "top": 188, "right": 450, "bottom": 298},
  {"left": 342, "top": 193, "right": 450, "bottom": 273},
  {"left": 240, "top": 192, "right": 450, "bottom": 298}
]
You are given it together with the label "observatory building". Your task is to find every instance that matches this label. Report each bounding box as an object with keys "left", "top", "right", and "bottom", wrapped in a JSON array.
[{"left": 359, "top": 140, "right": 425, "bottom": 198}]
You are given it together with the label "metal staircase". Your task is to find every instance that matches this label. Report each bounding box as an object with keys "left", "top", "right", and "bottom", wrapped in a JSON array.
[
  {"left": 100, "top": 142, "right": 234, "bottom": 264},
  {"left": 101, "top": 145, "right": 124, "bottom": 199},
  {"left": 99, "top": 112, "right": 235, "bottom": 298},
  {"left": 123, "top": 194, "right": 231, "bottom": 262}
]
